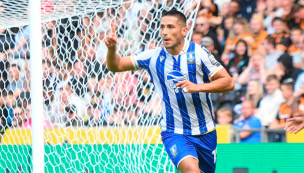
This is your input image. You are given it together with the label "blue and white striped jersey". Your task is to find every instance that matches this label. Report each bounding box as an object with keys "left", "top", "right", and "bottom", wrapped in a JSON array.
[{"left": 130, "top": 41, "right": 223, "bottom": 135}]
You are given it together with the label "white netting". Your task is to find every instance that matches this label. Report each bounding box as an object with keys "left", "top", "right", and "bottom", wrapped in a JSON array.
[{"left": 0, "top": 0, "right": 200, "bottom": 172}]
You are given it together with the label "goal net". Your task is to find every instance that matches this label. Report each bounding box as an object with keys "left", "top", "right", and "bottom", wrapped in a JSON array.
[{"left": 0, "top": 0, "right": 200, "bottom": 172}]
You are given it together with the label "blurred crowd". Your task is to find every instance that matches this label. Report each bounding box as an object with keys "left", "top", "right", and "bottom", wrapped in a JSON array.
[{"left": 0, "top": 0, "right": 304, "bottom": 142}]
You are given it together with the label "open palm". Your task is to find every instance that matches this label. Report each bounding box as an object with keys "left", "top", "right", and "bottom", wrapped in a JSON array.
[{"left": 285, "top": 116, "right": 304, "bottom": 134}]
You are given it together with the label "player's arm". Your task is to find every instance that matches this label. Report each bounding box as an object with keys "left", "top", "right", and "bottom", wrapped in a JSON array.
[
  {"left": 177, "top": 48, "right": 234, "bottom": 93},
  {"left": 105, "top": 23, "right": 135, "bottom": 72},
  {"left": 197, "top": 68, "right": 234, "bottom": 93},
  {"left": 176, "top": 67, "right": 234, "bottom": 93}
]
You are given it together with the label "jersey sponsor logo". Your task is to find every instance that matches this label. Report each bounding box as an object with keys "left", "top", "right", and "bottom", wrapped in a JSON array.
[
  {"left": 166, "top": 70, "right": 187, "bottom": 93},
  {"left": 187, "top": 53, "right": 196, "bottom": 64},
  {"left": 170, "top": 144, "right": 178, "bottom": 158},
  {"left": 208, "top": 54, "right": 221, "bottom": 67}
]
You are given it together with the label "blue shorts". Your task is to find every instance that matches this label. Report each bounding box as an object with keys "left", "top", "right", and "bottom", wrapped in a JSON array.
[{"left": 161, "top": 130, "right": 217, "bottom": 173}]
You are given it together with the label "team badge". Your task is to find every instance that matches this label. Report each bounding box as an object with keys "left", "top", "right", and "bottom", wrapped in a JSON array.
[
  {"left": 170, "top": 144, "right": 178, "bottom": 158},
  {"left": 160, "top": 55, "right": 165, "bottom": 62},
  {"left": 166, "top": 70, "right": 187, "bottom": 93},
  {"left": 187, "top": 53, "right": 196, "bottom": 64}
]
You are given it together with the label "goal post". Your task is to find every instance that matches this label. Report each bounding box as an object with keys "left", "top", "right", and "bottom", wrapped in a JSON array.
[{"left": 0, "top": 0, "right": 201, "bottom": 172}]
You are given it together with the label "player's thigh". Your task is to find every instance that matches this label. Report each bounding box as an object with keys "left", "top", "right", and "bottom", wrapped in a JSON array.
[
  {"left": 192, "top": 130, "right": 217, "bottom": 173},
  {"left": 161, "top": 132, "right": 199, "bottom": 170},
  {"left": 178, "top": 156, "right": 200, "bottom": 173}
]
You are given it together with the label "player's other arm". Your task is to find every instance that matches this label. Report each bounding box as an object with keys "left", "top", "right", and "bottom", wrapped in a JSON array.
[
  {"left": 176, "top": 67, "right": 234, "bottom": 93},
  {"left": 177, "top": 48, "right": 234, "bottom": 93},
  {"left": 105, "top": 23, "right": 135, "bottom": 72},
  {"left": 198, "top": 68, "right": 234, "bottom": 93}
]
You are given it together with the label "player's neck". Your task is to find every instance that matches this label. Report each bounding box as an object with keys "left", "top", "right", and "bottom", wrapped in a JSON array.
[{"left": 166, "top": 39, "right": 185, "bottom": 56}]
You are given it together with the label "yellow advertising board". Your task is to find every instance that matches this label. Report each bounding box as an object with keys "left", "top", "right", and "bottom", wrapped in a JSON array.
[{"left": 0, "top": 125, "right": 233, "bottom": 145}]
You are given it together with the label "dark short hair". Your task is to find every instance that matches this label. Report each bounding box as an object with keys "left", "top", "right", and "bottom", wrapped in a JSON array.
[
  {"left": 162, "top": 10, "right": 187, "bottom": 26},
  {"left": 281, "top": 78, "right": 294, "bottom": 91},
  {"left": 291, "top": 26, "right": 302, "bottom": 32},
  {"left": 7, "top": 63, "right": 21, "bottom": 71},
  {"left": 231, "top": 0, "right": 241, "bottom": 8},
  {"left": 265, "top": 36, "right": 276, "bottom": 48},
  {"left": 266, "top": 74, "right": 278, "bottom": 82},
  {"left": 272, "top": 17, "right": 285, "bottom": 23}
]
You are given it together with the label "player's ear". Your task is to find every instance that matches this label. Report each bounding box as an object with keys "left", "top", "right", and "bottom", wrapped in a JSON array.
[{"left": 182, "top": 26, "right": 188, "bottom": 37}]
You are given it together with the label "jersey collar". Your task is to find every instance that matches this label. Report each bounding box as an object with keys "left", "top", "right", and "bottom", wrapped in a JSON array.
[{"left": 163, "top": 39, "right": 190, "bottom": 57}]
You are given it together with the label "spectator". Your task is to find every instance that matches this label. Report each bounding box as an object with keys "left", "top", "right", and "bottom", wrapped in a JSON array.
[
  {"left": 70, "top": 60, "right": 88, "bottom": 97},
  {"left": 255, "top": 0, "right": 267, "bottom": 17},
  {"left": 269, "top": 17, "right": 292, "bottom": 51},
  {"left": 136, "top": 71, "right": 154, "bottom": 107},
  {"left": 216, "top": 107, "right": 233, "bottom": 125},
  {"left": 95, "top": 29, "right": 109, "bottom": 68},
  {"left": 12, "top": 105, "right": 25, "bottom": 128},
  {"left": 228, "top": 39, "right": 249, "bottom": 80},
  {"left": 191, "top": 31, "right": 203, "bottom": 45},
  {"left": 112, "top": 72, "right": 139, "bottom": 126},
  {"left": 291, "top": 4, "right": 304, "bottom": 30},
  {"left": 0, "top": 91, "right": 14, "bottom": 127},
  {"left": 238, "top": 53, "right": 266, "bottom": 85},
  {"left": 256, "top": 75, "right": 285, "bottom": 127},
  {"left": 233, "top": 79, "right": 264, "bottom": 117},
  {"left": 239, "top": 0, "right": 257, "bottom": 21},
  {"left": 292, "top": 34, "right": 304, "bottom": 68},
  {"left": 0, "top": 29, "right": 14, "bottom": 53},
  {"left": 250, "top": 14, "right": 268, "bottom": 54},
  {"left": 83, "top": 45, "right": 103, "bottom": 81},
  {"left": 269, "top": 80, "right": 302, "bottom": 129},
  {"left": 86, "top": 101, "right": 104, "bottom": 127},
  {"left": 218, "top": 15, "right": 234, "bottom": 46},
  {"left": 83, "top": 75, "right": 98, "bottom": 105},
  {"left": 23, "top": 102, "right": 52, "bottom": 129},
  {"left": 262, "top": 36, "right": 284, "bottom": 70},
  {"left": 16, "top": 91, "right": 30, "bottom": 110},
  {"left": 6, "top": 63, "right": 24, "bottom": 94},
  {"left": 195, "top": 16, "right": 221, "bottom": 54},
  {"left": 138, "top": 92, "right": 162, "bottom": 126},
  {"left": 245, "top": 80, "right": 264, "bottom": 109},
  {"left": 8, "top": 25, "right": 30, "bottom": 59},
  {"left": 207, "top": 2, "right": 229, "bottom": 31},
  {"left": 43, "top": 87, "right": 55, "bottom": 121},
  {"left": 220, "top": 50, "right": 230, "bottom": 68},
  {"left": 234, "top": 100, "right": 262, "bottom": 143},
  {"left": 228, "top": 0, "right": 241, "bottom": 17},
  {"left": 294, "top": 36, "right": 304, "bottom": 94},
  {"left": 277, "top": 53, "right": 302, "bottom": 83},
  {"left": 288, "top": 27, "right": 302, "bottom": 56},
  {"left": 219, "top": 2, "right": 229, "bottom": 17},
  {"left": 281, "top": 0, "right": 295, "bottom": 28},
  {"left": 263, "top": 1, "right": 285, "bottom": 35},
  {"left": 52, "top": 82, "right": 85, "bottom": 127},
  {"left": 42, "top": 59, "right": 56, "bottom": 89},
  {"left": 197, "top": 0, "right": 219, "bottom": 19},
  {"left": 65, "top": 104, "right": 83, "bottom": 127},
  {"left": 201, "top": 37, "right": 223, "bottom": 64},
  {"left": 224, "top": 18, "right": 254, "bottom": 53}
]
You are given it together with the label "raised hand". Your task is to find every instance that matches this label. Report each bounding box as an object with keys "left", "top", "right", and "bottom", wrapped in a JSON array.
[
  {"left": 284, "top": 116, "right": 304, "bottom": 134},
  {"left": 105, "top": 22, "right": 117, "bottom": 50}
]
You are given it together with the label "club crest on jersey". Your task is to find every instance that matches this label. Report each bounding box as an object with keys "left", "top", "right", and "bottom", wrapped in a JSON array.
[
  {"left": 160, "top": 55, "right": 166, "bottom": 62},
  {"left": 187, "top": 53, "right": 195, "bottom": 64},
  {"left": 166, "top": 70, "right": 187, "bottom": 93},
  {"left": 170, "top": 144, "right": 178, "bottom": 158}
]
